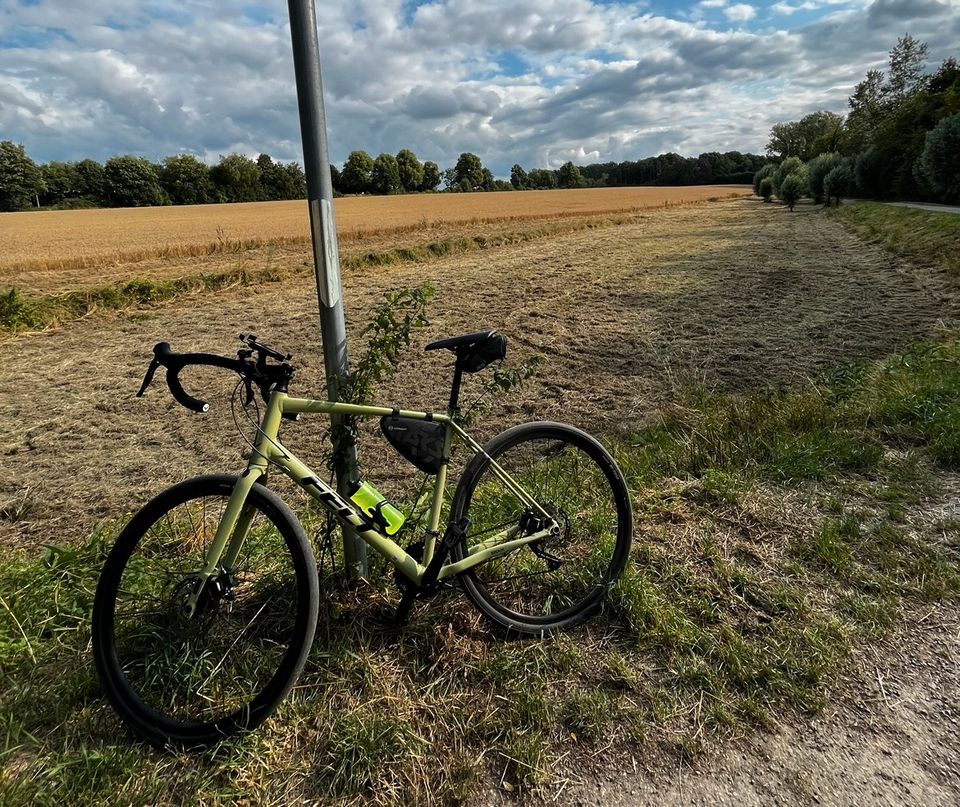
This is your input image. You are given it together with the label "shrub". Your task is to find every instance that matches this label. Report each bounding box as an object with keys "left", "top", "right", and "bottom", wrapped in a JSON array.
[
  {"left": 773, "top": 156, "right": 805, "bottom": 195},
  {"left": 779, "top": 173, "right": 805, "bottom": 211},
  {"left": 759, "top": 177, "right": 774, "bottom": 202},
  {"left": 823, "top": 163, "right": 854, "bottom": 206},
  {"left": 753, "top": 163, "right": 777, "bottom": 196},
  {"left": 806, "top": 152, "right": 843, "bottom": 204},
  {"left": 918, "top": 113, "right": 960, "bottom": 203}
]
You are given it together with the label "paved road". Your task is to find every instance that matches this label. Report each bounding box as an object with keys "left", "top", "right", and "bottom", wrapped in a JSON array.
[
  {"left": 882, "top": 201, "right": 960, "bottom": 214},
  {"left": 843, "top": 199, "right": 960, "bottom": 215}
]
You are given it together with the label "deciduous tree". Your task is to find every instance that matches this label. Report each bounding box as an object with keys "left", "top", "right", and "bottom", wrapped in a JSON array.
[
  {"left": 210, "top": 154, "right": 261, "bottom": 202},
  {"left": 395, "top": 149, "right": 424, "bottom": 192},
  {"left": 452, "top": 152, "right": 484, "bottom": 191},
  {"left": 160, "top": 154, "right": 213, "bottom": 205},
  {"left": 918, "top": 112, "right": 960, "bottom": 202},
  {"left": 104, "top": 155, "right": 165, "bottom": 207},
  {"left": 370, "top": 153, "right": 402, "bottom": 194},
  {"left": 558, "top": 161, "right": 584, "bottom": 188},
  {"left": 420, "top": 161, "right": 441, "bottom": 192},
  {"left": 510, "top": 164, "right": 529, "bottom": 189},
  {"left": 0, "top": 141, "right": 44, "bottom": 211},
  {"left": 340, "top": 150, "right": 374, "bottom": 194}
]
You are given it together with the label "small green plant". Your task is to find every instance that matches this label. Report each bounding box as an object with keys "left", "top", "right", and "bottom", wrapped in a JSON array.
[{"left": 560, "top": 690, "right": 610, "bottom": 743}]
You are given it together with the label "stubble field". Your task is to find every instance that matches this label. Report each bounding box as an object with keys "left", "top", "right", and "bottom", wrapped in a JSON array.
[{"left": 1, "top": 198, "right": 954, "bottom": 549}]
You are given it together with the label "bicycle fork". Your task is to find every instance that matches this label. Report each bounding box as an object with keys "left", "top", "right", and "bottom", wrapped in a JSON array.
[{"left": 185, "top": 468, "right": 263, "bottom": 618}]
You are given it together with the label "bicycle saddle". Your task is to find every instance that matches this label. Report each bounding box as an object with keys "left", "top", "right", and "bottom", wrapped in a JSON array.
[{"left": 425, "top": 330, "right": 507, "bottom": 374}]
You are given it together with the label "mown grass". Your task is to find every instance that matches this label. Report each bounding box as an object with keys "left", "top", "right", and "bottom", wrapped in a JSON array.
[
  {"left": 0, "top": 214, "right": 637, "bottom": 336},
  {"left": 2, "top": 340, "right": 960, "bottom": 803},
  {"left": 832, "top": 202, "right": 960, "bottom": 276}
]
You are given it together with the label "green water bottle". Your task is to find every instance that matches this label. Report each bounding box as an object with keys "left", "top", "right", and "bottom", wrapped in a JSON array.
[{"left": 348, "top": 480, "right": 406, "bottom": 536}]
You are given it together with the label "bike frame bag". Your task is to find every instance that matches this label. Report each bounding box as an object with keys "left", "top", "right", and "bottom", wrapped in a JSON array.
[{"left": 380, "top": 415, "right": 446, "bottom": 474}]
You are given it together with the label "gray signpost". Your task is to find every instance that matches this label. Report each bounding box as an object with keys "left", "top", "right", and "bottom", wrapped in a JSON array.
[{"left": 287, "top": 0, "right": 367, "bottom": 577}]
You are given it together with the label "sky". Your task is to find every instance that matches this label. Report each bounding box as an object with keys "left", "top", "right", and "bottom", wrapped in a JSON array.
[{"left": 1, "top": 0, "right": 958, "bottom": 176}]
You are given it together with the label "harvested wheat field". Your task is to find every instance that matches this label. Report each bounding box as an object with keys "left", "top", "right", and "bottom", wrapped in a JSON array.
[
  {"left": 0, "top": 198, "right": 955, "bottom": 551},
  {"left": 0, "top": 185, "right": 748, "bottom": 277}
]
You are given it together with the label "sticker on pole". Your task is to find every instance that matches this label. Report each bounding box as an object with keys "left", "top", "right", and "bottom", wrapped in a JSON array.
[{"left": 310, "top": 198, "right": 342, "bottom": 307}]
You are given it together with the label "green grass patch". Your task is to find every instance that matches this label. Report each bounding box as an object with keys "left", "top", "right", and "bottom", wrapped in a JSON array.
[
  {"left": 621, "top": 340, "right": 960, "bottom": 488},
  {"left": 832, "top": 202, "right": 960, "bottom": 276}
]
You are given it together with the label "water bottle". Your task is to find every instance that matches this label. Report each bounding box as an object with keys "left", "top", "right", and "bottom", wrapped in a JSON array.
[{"left": 348, "top": 480, "right": 406, "bottom": 536}]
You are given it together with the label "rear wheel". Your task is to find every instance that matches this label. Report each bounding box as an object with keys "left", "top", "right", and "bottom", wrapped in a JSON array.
[
  {"left": 92, "top": 475, "right": 318, "bottom": 748},
  {"left": 450, "top": 422, "right": 632, "bottom": 634}
]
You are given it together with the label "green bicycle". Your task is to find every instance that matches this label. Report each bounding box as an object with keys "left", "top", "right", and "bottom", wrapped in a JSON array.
[{"left": 92, "top": 330, "right": 633, "bottom": 747}]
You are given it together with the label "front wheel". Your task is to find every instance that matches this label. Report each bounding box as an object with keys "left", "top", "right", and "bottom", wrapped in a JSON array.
[
  {"left": 92, "top": 475, "right": 319, "bottom": 748},
  {"left": 450, "top": 422, "right": 633, "bottom": 634}
]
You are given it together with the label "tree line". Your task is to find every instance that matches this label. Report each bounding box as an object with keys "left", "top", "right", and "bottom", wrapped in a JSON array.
[
  {"left": 0, "top": 140, "right": 767, "bottom": 213},
  {"left": 0, "top": 150, "right": 308, "bottom": 211},
  {"left": 754, "top": 35, "right": 960, "bottom": 210}
]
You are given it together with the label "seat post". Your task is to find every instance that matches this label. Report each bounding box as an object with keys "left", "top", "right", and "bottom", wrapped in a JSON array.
[{"left": 447, "top": 357, "right": 465, "bottom": 414}]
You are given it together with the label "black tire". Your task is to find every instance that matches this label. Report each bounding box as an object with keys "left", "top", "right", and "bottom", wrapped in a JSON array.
[
  {"left": 450, "top": 422, "right": 632, "bottom": 634},
  {"left": 92, "top": 475, "right": 319, "bottom": 748}
]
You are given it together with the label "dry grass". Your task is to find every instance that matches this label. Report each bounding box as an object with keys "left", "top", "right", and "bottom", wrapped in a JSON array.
[
  {"left": 0, "top": 186, "right": 749, "bottom": 278},
  {"left": 7, "top": 211, "right": 641, "bottom": 297}
]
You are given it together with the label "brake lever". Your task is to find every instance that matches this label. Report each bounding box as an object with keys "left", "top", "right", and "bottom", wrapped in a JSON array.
[
  {"left": 239, "top": 334, "right": 291, "bottom": 362},
  {"left": 137, "top": 358, "right": 161, "bottom": 397}
]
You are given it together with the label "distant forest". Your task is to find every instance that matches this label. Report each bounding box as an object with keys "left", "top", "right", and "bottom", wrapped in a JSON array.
[{"left": 0, "top": 143, "right": 764, "bottom": 212}]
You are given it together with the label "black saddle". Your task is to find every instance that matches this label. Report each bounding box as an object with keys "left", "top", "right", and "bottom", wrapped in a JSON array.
[{"left": 425, "top": 329, "right": 507, "bottom": 373}]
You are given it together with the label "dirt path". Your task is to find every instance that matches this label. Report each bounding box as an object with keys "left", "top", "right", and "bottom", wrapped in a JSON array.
[
  {"left": 1, "top": 199, "right": 957, "bottom": 551},
  {"left": 559, "top": 607, "right": 960, "bottom": 806}
]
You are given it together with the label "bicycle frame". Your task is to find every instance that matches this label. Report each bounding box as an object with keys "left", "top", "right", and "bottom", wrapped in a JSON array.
[{"left": 189, "top": 390, "right": 556, "bottom": 604}]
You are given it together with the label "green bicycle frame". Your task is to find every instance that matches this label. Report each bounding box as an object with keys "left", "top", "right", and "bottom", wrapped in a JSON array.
[{"left": 188, "top": 391, "right": 556, "bottom": 608}]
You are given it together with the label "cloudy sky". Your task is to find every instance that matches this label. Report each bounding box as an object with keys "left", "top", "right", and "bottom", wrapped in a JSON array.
[{"left": 1, "top": 0, "right": 958, "bottom": 175}]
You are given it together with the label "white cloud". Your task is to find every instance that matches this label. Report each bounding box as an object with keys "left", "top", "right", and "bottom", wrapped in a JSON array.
[
  {"left": 0, "top": 0, "right": 958, "bottom": 175},
  {"left": 724, "top": 3, "right": 757, "bottom": 21}
]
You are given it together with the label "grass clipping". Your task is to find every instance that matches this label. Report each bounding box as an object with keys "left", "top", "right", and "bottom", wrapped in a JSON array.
[{"left": 2, "top": 340, "right": 960, "bottom": 804}]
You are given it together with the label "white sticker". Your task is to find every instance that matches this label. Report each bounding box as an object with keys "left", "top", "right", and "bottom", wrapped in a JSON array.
[{"left": 310, "top": 198, "right": 342, "bottom": 307}]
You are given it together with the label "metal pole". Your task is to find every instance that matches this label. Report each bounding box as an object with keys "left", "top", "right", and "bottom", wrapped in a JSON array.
[{"left": 287, "top": 0, "right": 367, "bottom": 577}]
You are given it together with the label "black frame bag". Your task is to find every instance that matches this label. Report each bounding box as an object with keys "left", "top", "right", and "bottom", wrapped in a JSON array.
[{"left": 380, "top": 415, "right": 446, "bottom": 474}]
